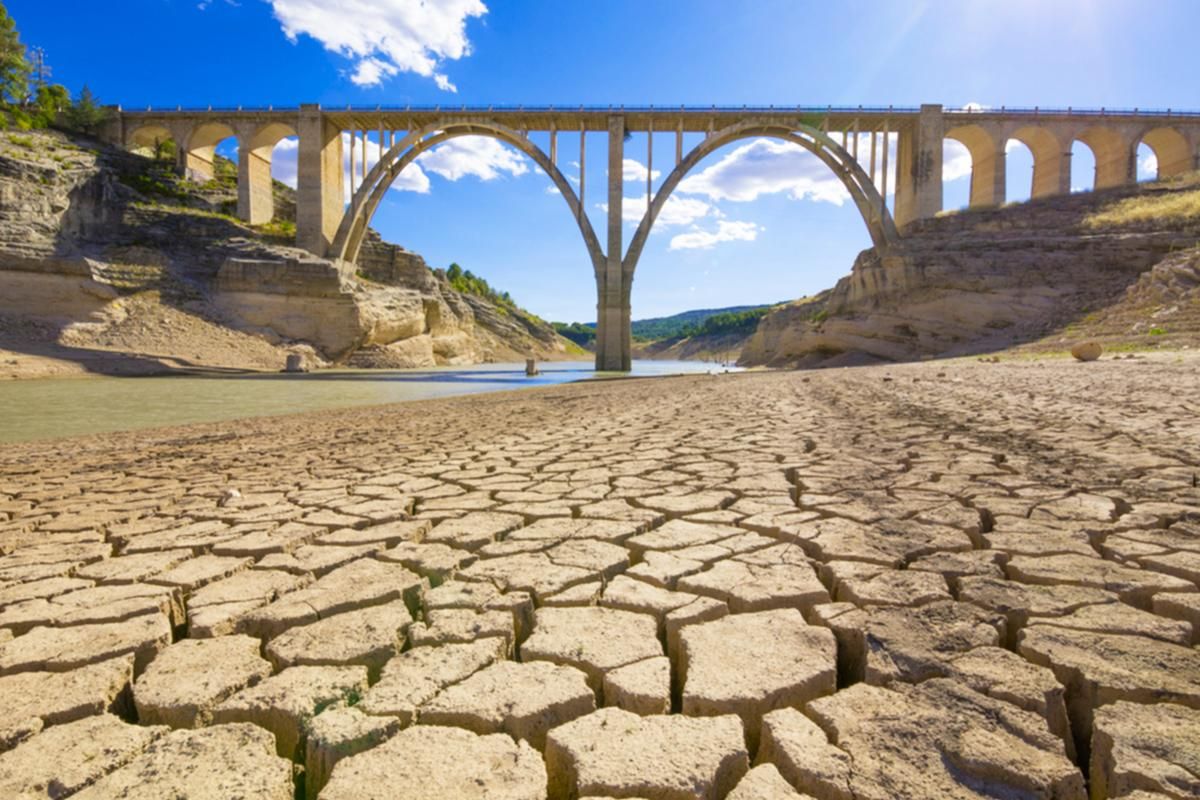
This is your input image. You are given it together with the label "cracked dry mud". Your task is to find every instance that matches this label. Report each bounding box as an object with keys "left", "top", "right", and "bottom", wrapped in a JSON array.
[{"left": 0, "top": 357, "right": 1197, "bottom": 799}]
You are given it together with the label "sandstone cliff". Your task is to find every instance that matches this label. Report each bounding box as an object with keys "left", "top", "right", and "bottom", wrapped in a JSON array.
[
  {"left": 0, "top": 128, "right": 579, "bottom": 378},
  {"left": 741, "top": 176, "right": 1200, "bottom": 367}
]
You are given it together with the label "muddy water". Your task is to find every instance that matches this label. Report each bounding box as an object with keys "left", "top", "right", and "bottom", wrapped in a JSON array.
[{"left": 0, "top": 360, "right": 736, "bottom": 443}]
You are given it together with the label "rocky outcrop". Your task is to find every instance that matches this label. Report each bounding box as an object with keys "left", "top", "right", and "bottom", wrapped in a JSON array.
[
  {"left": 0, "top": 129, "right": 576, "bottom": 376},
  {"left": 741, "top": 179, "right": 1200, "bottom": 367}
]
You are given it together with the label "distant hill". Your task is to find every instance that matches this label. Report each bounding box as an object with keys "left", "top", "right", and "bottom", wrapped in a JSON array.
[
  {"left": 552, "top": 304, "right": 781, "bottom": 347},
  {"left": 631, "top": 305, "right": 779, "bottom": 341}
]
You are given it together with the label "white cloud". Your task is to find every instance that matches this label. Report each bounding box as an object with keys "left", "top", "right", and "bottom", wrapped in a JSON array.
[
  {"left": 263, "top": 0, "right": 486, "bottom": 90},
  {"left": 598, "top": 194, "right": 715, "bottom": 228},
  {"left": 678, "top": 137, "right": 900, "bottom": 206},
  {"left": 1005, "top": 139, "right": 1028, "bottom": 154},
  {"left": 961, "top": 102, "right": 991, "bottom": 112},
  {"left": 622, "top": 158, "right": 661, "bottom": 183},
  {"left": 943, "top": 139, "right": 973, "bottom": 182},
  {"left": 418, "top": 137, "right": 528, "bottom": 181},
  {"left": 351, "top": 57, "right": 398, "bottom": 87},
  {"left": 669, "top": 220, "right": 761, "bottom": 251}
]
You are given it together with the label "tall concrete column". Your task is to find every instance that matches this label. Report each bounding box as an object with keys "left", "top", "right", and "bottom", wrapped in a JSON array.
[
  {"left": 1030, "top": 149, "right": 1071, "bottom": 198},
  {"left": 237, "top": 138, "right": 274, "bottom": 225},
  {"left": 296, "top": 105, "right": 344, "bottom": 257},
  {"left": 969, "top": 144, "right": 1007, "bottom": 208},
  {"left": 595, "top": 115, "right": 630, "bottom": 372},
  {"left": 894, "top": 104, "right": 944, "bottom": 228}
]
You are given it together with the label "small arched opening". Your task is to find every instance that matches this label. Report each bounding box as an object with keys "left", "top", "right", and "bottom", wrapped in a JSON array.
[
  {"left": 944, "top": 124, "right": 1001, "bottom": 209},
  {"left": 1008, "top": 126, "right": 1065, "bottom": 201},
  {"left": 183, "top": 121, "right": 238, "bottom": 186},
  {"left": 1138, "top": 127, "right": 1193, "bottom": 181}
]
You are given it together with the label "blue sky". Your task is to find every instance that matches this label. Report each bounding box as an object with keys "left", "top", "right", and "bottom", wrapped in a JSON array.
[{"left": 8, "top": 0, "right": 1199, "bottom": 322}]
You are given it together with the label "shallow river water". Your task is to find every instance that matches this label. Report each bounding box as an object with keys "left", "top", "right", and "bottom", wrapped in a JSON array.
[{"left": 0, "top": 360, "right": 733, "bottom": 444}]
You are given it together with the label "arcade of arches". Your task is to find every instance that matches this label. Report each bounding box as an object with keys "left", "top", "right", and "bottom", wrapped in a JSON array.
[{"left": 104, "top": 104, "right": 1200, "bottom": 369}]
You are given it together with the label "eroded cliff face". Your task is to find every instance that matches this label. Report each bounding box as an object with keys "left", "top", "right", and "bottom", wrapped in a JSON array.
[
  {"left": 741, "top": 178, "right": 1200, "bottom": 368},
  {"left": 0, "top": 129, "right": 577, "bottom": 378}
]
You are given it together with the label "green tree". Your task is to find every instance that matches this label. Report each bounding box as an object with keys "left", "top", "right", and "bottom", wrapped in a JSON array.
[
  {"left": 0, "top": 3, "right": 30, "bottom": 106},
  {"left": 62, "top": 85, "right": 109, "bottom": 134},
  {"left": 31, "top": 82, "right": 67, "bottom": 126},
  {"left": 446, "top": 262, "right": 463, "bottom": 282}
]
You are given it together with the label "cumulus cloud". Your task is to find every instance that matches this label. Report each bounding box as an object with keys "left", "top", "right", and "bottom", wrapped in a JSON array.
[
  {"left": 263, "top": 0, "right": 486, "bottom": 90},
  {"left": 598, "top": 194, "right": 715, "bottom": 228},
  {"left": 961, "top": 102, "right": 991, "bottom": 112},
  {"left": 622, "top": 158, "right": 661, "bottom": 183},
  {"left": 678, "top": 137, "right": 902, "bottom": 206},
  {"left": 418, "top": 137, "right": 528, "bottom": 181},
  {"left": 669, "top": 220, "right": 761, "bottom": 251}
]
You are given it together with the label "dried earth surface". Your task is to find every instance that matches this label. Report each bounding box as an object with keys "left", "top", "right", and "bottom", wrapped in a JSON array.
[{"left": 0, "top": 356, "right": 1197, "bottom": 798}]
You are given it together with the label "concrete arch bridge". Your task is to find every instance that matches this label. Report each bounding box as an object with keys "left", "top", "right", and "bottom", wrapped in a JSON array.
[{"left": 101, "top": 104, "right": 1200, "bottom": 370}]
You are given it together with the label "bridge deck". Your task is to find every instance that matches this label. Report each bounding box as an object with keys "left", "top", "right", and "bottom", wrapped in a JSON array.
[{"left": 111, "top": 104, "right": 1200, "bottom": 133}]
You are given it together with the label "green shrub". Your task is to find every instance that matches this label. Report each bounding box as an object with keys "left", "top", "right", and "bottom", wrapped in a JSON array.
[{"left": 1148, "top": 326, "right": 1167, "bottom": 336}]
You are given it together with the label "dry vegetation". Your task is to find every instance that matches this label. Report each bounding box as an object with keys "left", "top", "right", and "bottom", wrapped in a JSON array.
[{"left": 1083, "top": 175, "right": 1200, "bottom": 229}]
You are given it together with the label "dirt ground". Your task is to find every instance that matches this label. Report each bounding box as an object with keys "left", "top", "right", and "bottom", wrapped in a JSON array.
[{"left": 0, "top": 356, "right": 1197, "bottom": 798}]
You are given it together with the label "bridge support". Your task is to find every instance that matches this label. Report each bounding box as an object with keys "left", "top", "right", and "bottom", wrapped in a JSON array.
[
  {"left": 296, "top": 105, "right": 344, "bottom": 256},
  {"left": 237, "top": 141, "right": 273, "bottom": 225},
  {"left": 595, "top": 115, "right": 632, "bottom": 372},
  {"left": 894, "top": 104, "right": 944, "bottom": 228}
]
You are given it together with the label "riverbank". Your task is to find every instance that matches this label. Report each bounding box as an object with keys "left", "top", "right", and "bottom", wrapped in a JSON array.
[{"left": 0, "top": 354, "right": 1196, "bottom": 797}]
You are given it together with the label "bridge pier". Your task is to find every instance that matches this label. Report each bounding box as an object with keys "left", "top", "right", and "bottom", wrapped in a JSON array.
[
  {"left": 296, "top": 105, "right": 344, "bottom": 256},
  {"left": 894, "top": 104, "right": 944, "bottom": 228},
  {"left": 595, "top": 114, "right": 632, "bottom": 372}
]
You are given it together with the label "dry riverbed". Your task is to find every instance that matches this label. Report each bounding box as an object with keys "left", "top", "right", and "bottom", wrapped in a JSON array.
[{"left": 0, "top": 355, "right": 1197, "bottom": 798}]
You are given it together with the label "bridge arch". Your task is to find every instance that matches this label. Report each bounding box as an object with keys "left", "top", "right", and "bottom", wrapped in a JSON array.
[
  {"left": 239, "top": 121, "right": 298, "bottom": 224},
  {"left": 1137, "top": 126, "right": 1193, "bottom": 179},
  {"left": 623, "top": 120, "right": 898, "bottom": 283},
  {"left": 332, "top": 121, "right": 604, "bottom": 277},
  {"left": 945, "top": 123, "right": 1004, "bottom": 208},
  {"left": 127, "top": 123, "right": 174, "bottom": 153},
  {"left": 182, "top": 121, "right": 237, "bottom": 183}
]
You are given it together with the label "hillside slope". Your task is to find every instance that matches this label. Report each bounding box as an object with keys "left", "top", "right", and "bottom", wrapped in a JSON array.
[
  {"left": 741, "top": 175, "right": 1200, "bottom": 368},
  {"left": 0, "top": 128, "right": 580, "bottom": 379}
]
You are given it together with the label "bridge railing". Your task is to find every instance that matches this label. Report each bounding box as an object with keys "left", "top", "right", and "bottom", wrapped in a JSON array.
[{"left": 113, "top": 104, "right": 1200, "bottom": 118}]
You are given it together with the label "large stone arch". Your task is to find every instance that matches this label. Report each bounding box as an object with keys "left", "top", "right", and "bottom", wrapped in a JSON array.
[
  {"left": 238, "top": 121, "right": 298, "bottom": 224},
  {"left": 332, "top": 121, "right": 603, "bottom": 276},
  {"left": 1137, "top": 126, "right": 1194, "bottom": 179},
  {"left": 623, "top": 120, "right": 898, "bottom": 284},
  {"left": 945, "top": 123, "right": 1004, "bottom": 208},
  {"left": 183, "top": 121, "right": 237, "bottom": 183}
]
